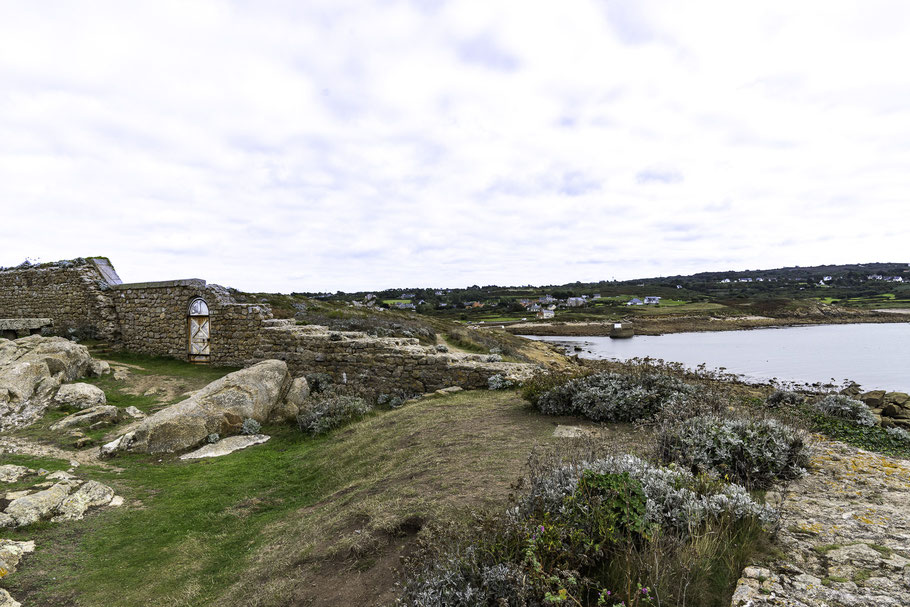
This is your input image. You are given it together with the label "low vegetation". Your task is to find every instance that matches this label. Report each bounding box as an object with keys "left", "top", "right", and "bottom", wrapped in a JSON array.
[
  {"left": 534, "top": 368, "right": 699, "bottom": 423},
  {"left": 657, "top": 415, "right": 810, "bottom": 489}
]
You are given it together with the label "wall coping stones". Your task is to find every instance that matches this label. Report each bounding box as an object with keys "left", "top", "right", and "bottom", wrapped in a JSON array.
[
  {"left": 0, "top": 319, "right": 53, "bottom": 331},
  {"left": 111, "top": 279, "right": 206, "bottom": 290}
]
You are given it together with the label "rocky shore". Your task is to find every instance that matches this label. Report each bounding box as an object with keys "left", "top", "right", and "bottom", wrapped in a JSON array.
[
  {"left": 732, "top": 437, "right": 910, "bottom": 607},
  {"left": 506, "top": 311, "right": 908, "bottom": 337}
]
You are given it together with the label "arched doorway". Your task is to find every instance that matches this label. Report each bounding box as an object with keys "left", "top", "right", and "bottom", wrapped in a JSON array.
[{"left": 187, "top": 297, "right": 210, "bottom": 363}]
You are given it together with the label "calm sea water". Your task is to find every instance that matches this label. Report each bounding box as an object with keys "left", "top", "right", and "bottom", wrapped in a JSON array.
[{"left": 524, "top": 323, "right": 910, "bottom": 392}]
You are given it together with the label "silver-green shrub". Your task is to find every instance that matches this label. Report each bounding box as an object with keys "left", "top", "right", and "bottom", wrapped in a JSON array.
[
  {"left": 240, "top": 418, "right": 262, "bottom": 435},
  {"left": 514, "top": 454, "right": 778, "bottom": 533},
  {"left": 536, "top": 371, "right": 698, "bottom": 423},
  {"left": 886, "top": 426, "right": 910, "bottom": 441},
  {"left": 297, "top": 394, "right": 372, "bottom": 435},
  {"left": 487, "top": 374, "right": 513, "bottom": 390},
  {"left": 657, "top": 415, "right": 810, "bottom": 489},
  {"left": 765, "top": 389, "right": 804, "bottom": 408},
  {"left": 812, "top": 394, "right": 877, "bottom": 426}
]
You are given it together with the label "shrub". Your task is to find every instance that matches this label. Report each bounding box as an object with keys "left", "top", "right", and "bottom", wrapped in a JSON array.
[
  {"left": 206, "top": 433, "right": 220, "bottom": 444},
  {"left": 297, "top": 394, "right": 372, "bottom": 435},
  {"left": 487, "top": 374, "right": 513, "bottom": 390},
  {"left": 402, "top": 455, "right": 776, "bottom": 607},
  {"left": 520, "top": 370, "right": 587, "bottom": 407},
  {"left": 657, "top": 415, "right": 810, "bottom": 489},
  {"left": 377, "top": 393, "right": 406, "bottom": 409},
  {"left": 811, "top": 394, "right": 877, "bottom": 426},
  {"left": 305, "top": 372, "right": 334, "bottom": 394},
  {"left": 886, "top": 426, "right": 910, "bottom": 442},
  {"left": 765, "top": 389, "right": 804, "bottom": 408},
  {"left": 240, "top": 418, "right": 261, "bottom": 435},
  {"left": 535, "top": 371, "right": 698, "bottom": 423},
  {"left": 485, "top": 354, "right": 503, "bottom": 363}
]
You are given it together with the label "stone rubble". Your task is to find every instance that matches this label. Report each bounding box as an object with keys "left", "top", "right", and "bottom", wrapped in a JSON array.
[{"left": 732, "top": 437, "right": 910, "bottom": 607}]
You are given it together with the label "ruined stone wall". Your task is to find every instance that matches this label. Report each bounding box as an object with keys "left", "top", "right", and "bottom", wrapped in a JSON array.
[
  {"left": 255, "top": 323, "right": 532, "bottom": 394},
  {"left": 0, "top": 260, "right": 119, "bottom": 340},
  {"left": 110, "top": 280, "right": 272, "bottom": 364}
]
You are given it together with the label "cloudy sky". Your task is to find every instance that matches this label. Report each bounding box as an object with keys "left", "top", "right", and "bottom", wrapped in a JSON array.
[{"left": 1, "top": 1, "right": 908, "bottom": 292}]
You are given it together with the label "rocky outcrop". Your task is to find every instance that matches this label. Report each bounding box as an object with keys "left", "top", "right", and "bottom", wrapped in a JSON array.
[
  {"left": 731, "top": 438, "right": 910, "bottom": 606},
  {"left": 107, "top": 360, "right": 298, "bottom": 455},
  {"left": 0, "top": 539, "right": 35, "bottom": 577},
  {"left": 52, "top": 382, "right": 106, "bottom": 409},
  {"left": 859, "top": 390, "right": 910, "bottom": 429},
  {"left": 49, "top": 405, "right": 120, "bottom": 431},
  {"left": 0, "top": 475, "right": 118, "bottom": 528},
  {"left": 0, "top": 336, "right": 96, "bottom": 430}
]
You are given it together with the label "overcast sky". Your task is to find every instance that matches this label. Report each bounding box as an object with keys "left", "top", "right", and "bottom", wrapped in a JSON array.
[{"left": 1, "top": 1, "right": 908, "bottom": 292}]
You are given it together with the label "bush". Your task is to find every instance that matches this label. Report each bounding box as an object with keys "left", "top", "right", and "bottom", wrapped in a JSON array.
[
  {"left": 765, "top": 389, "right": 804, "bottom": 408},
  {"left": 305, "top": 372, "right": 334, "bottom": 394},
  {"left": 402, "top": 455, "right": 776, "bottom": 607},
  {"left": 206, "top": 433, "right": 220, "bottom": 444},
  {"left": 240, "top": 418, "right": 261, "bottom": 435},
  {"left": 811, "top": 394, "right": 877, "bottom": 426},
  {"left": 297, "top": 393, "right": 373, "bottom": 435},
  {"left": 657, "top": 415, "right": 810, "bottom": 489},
  {"left": 487, "top": 374, "right": 513, "bottom": 390},
  {"left": 520, "top": 370, "right": 587, "bottom": 407},
  {"left": 886, "top": 426, "right": 910, "bottom": 442},
  {"left": 377, "top": 393, "right": 407, "bottom": 409},
  {"left": 535, "top": 371, "right": 698, "bottom": 423}
]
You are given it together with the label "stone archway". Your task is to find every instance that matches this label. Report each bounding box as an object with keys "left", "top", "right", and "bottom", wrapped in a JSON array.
[{"left": 187, "top": 297, "right": 210, "bottom": 363}]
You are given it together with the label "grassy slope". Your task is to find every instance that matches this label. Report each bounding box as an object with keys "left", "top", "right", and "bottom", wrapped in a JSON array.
[{"left": 2, "top": 351, "right": 598, "bottom": 606}]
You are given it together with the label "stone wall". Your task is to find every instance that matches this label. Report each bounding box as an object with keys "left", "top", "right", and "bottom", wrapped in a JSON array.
[
  {"left": 255, "top": 322, "right": 533, "bottom": 394},
  {"left": 0, "top": 257, "right": 536, "bottom": 391},
  {"left": 110, "top": 280, "right": 271, "bottom": 366},
  {"left": 0, "top": 259, "right": 119, "bottom": 340}
]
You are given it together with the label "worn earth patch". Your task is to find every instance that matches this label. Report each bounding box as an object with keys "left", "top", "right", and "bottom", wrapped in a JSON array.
[{"left": 732, "top": 438, "right": 910, "bottom": 606}]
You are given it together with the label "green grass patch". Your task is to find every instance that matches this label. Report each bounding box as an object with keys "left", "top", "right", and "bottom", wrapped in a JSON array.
[
  {"left": 97, "top": 351, "right": 239, "bottom": 381},
  {"left": 810, "top": 414, "right": 910, "bottom": 457}
]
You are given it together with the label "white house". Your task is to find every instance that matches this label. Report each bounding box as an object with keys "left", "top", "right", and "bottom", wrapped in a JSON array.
[
  {"left": 537, "top": 309, "right": 555, "bottom": 319},
  {"left": 644, "top": 296, "right": 661, "bottom": 305},
  {"left": 627, "top": 298, "right": 643, "bottom": 306},
  {"left": 566, "top": 297, "right": 586, "bottom": 307}
]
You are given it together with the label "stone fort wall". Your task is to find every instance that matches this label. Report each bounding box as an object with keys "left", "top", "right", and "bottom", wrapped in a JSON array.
[
  {"left": 0, "top": 258, "right": 531, "bottom": 391},
  {"left": 0, "top": 259, "right": 120, "bottom": 341}
]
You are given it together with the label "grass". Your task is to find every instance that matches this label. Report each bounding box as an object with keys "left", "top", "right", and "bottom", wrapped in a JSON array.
[
  {"left": 3, "top": 387, "right": 574, "bottom": 607},
  {"left": 809, "top": 414, "right": 910, "bottom": 457}
]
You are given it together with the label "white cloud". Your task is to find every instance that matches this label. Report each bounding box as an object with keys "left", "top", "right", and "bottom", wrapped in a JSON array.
[{"left": 0, "top": 0, "right": 908, "bottom": 291}]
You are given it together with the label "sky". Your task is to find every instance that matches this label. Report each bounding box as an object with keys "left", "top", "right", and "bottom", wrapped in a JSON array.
[{"left": 1, "top": 1, "right": 908, "bottom": 292}]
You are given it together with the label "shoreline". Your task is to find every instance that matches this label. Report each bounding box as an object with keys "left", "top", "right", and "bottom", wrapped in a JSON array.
[{"left": 504, "top": 312, "right": 910, "bottom": 337}]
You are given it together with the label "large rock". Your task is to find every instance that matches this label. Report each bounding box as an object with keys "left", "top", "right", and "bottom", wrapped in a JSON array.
[
  {"left": 53, "top": 480, "right": 115, "bottom": 521},
  {"left": 2, "top": 480, "right": 81, "bottom": 527},
  {"left": 0, "top": 478, "right": 116, "bottom": 528},
  {"left": 885, "top": 391, "right": 909, "bottom": 406},
  {"left": 0, "top": 539, "right": 35, "bottom": 576},
  {"left": 0, "top": 336, "right": 95, "bottom": 430},
  {"left": 0, "top": 589, "right": 21, "bottom": 607},
  {"left": 0, "top": 466, "right": 31, "bottom": 484},
  {"left": 52, "top": 383, "right": 106, "bottom": 409},
  {"left": 179, "top": 434, "right": 270, "bottom": 460},
  {"left": 111, "top": 360, "right": 292, "bottom": 454},
  {"left": 859, "top": 390, "right": 886, "bottom": 408},
  {"left": 49, "top": 405, "right": 120, "bottom": 431},
  {"left": 269, "top": 376, "right": 309, "bottom": 422}
]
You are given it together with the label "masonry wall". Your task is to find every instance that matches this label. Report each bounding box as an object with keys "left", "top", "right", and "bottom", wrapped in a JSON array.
[
  {"left": 255, "top": 323, "right": 531, "bottom": 393},
  {"left": 0, "top": 261, "right": 119, "bottom": 340},
  {"left": 110, "top": 281, "right": 272, "bottom": 365}
]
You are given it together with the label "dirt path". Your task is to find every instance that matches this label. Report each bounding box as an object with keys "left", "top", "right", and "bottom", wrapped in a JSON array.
[{"left": 732, "top": 438, "right": 910, "bottom": 606}]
